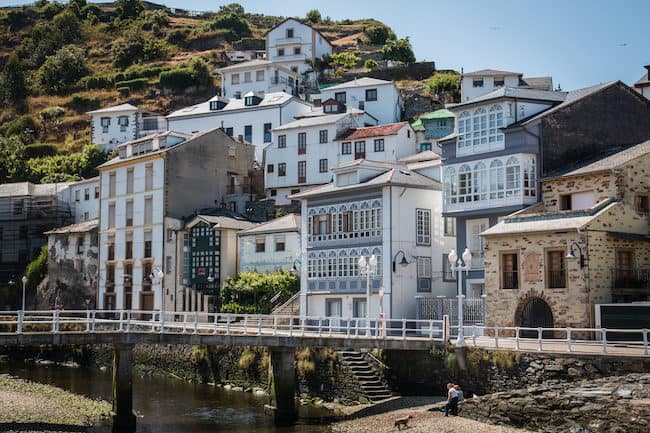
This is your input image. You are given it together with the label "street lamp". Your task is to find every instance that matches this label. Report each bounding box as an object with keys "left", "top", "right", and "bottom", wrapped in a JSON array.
[
  {"left": 566, "top": 241, "right": 585, "bottom": 268},
  {"left": 291, "top": 259, "right": 301, "bottom": 274},
  {"left": 448, "top": 248, "right": 472, "bottom": 347},
  {"left": 358, "top": 254, "right": 378, "bottom": 336},
  {"left": 21, "top": 276, "right": 27, "bottom": 312},
  {"left": 392, "top": 250, "right": 410, "bottom": 273},
  {"left": 150, "top": 267, "right": 164, "bottom": 315}
]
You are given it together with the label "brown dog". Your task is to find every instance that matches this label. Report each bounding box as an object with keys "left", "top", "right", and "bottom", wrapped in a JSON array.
[{"left": 394, "top": 415, "right": 413, "bottom": 430}]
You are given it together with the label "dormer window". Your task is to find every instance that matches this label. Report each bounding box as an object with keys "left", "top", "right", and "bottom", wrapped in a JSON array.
[
  {"left": 209, "top": 100, "right": 226, "bottom": 111},
  {"left": 494, "top": 78, "right": 505, "bottom": 87},
  {"left": 244, "top": 95, "right": 261, "bottom": 106},
  {"left": 118, "top": 115, "right": 129, "bottom": 132},
  {"left": 100, "top": 117, "right": 110, "bottom": 133},
  {"left": 324, "top": 104, "right": 336, "bottom": 113}
]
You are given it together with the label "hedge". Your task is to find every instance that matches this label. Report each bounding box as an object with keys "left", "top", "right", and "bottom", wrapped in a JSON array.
[
  {"left": 114, "top": 78, "right": 148, "bottom": 91},
  {"left": 159, "top": 67, "right": 194, "bottom": 92},
  {"left": 82, "top": 75, "right": 114, "bottom": 90},
  {"left": 69, "top": 93, "right": 101, "bottom": 112},
  {"left": 117, "top": 87, "right": 130, "bottom": 96},
  {"left": 24, "top": 143, "right": 58, "bottom": 158}
]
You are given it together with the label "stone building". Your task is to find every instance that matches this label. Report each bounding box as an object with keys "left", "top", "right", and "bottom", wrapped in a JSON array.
[{"left": 481, "top": 139, "right": 650, "bottom": 330}]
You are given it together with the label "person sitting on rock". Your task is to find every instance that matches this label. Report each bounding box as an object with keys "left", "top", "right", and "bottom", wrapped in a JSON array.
[
  {"left": 444, "top": 383, "right": 459, "bottom": 416},
  {"left": 454, "top": 384, "right": 464, "bottom": 402}
]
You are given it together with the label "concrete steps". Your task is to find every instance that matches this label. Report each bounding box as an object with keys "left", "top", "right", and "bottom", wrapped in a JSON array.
[{"left": 337, "top": 350, "right": 392, "bottom": 402}]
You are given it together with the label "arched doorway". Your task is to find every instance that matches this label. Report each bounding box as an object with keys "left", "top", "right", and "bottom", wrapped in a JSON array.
[{"left": 517, "top": 297, "right": 554, "bottom": 338}]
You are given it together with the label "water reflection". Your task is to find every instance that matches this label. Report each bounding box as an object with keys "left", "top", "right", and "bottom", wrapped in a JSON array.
[{"left": 2, "top": 362, "right": 332, "bottom": 433}]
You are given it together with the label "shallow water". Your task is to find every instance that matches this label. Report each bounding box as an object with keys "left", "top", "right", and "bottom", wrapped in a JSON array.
[{"left": 2, "top": 361, "right": 333, "bottom": 433}]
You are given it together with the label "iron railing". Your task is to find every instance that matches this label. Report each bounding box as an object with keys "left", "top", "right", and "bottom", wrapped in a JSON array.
[
  {"left": 611, "top": 268, "right": 650, "bottom": 289},
  {"left": 547, "top": 269, "right": 566, "bottom": 289},
  {"left": 416, "top": 297, "right": 485, "bottom": 325}
]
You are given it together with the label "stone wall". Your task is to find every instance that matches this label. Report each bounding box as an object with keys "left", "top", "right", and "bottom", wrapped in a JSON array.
[{"left": 460, "top": 373, "right": 650, "bottom": 433}]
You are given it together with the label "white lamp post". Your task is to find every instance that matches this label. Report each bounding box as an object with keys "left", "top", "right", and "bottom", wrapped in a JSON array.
[
  {"left": 448, "top": 248, "right": 472, "bottom": 347},
  {"left": 21, "top": 275, "right": 27, "bottom": 312},
  {"left": 150, "top": 267, "right": 164, "bottom": 315},
  {"left": 358, "top": 254, "right": 377, "bottom": 336}
]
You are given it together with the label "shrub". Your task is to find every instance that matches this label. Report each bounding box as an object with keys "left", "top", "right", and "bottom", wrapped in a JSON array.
[
  {"left": 39, "top": 106, "right": 65, "bottom": 122},
  {"left": 208, "top": 12, "right": 252, "bottom": 41},
  {"left": 364, "top": 25, "right": 395, "bottom": 45},
  {"left": 238, "top": 347, "right": 257, "bottom": 370},
  {"left": 53, "top": 9, "right": 82, "bottom": 44},
  {"left": 0, "top": 54, "right": 28, "bottom": 106},
  {"left": 139, "top": 9, "right": 169, "bottom": 30},
  {"left": 82, "top": 75, "right": 114, "bottom": 90},
  {"left": 117, "top": 86, "right": 130, "bottom": 97},
  {"left": 24, "top": 245, "right": 48, "bottom": 297},
  {"left": 221, "top": 271, "right": 299, "bottom": 314},
  {"left": 364, "top": 59, "right": 378, "bottom": 70},
  {"left": 26, "top": 21, "right": 64, "bottom": 68},
  {"left": 69, "top": 93, "right": 100, "bottom": 112},
  {"left": 112, "top": 28, "right": 169, "bottom": 67},
  {"left": 115, "top": 0, "right": 144, "bottom": 20},
  {"left": 124, "top": 64, "right": 166, "bottom": 80},
  {"left": 115, "top": 78, "right": 148, "bottom": 91},
  {"left": 427, "top": 72, "right": 461, "bottom": 101},
  {"left": 381, "top": 37, "right": 416, "bottom": 64},
  {"left": 2, "top": 115, "right": 37, "bottom": 142},
  {"left": 330, "top": 51, "right": 361, "bottom": 69},
  {"left": 0, "top": 136, "right": 27, "bottom": 183},
  {"left": 159, "top": 58, "right": 212, "bottom": 94},
  {"left": 306, "top": 9, "right": 321, "bottom": 23},
  {"left": 38, "top": 1, "right": 65, "bottom": 19},
  {"left": 37, "top": 45, "right": 89, "bottom": 94},
  {"left": 24, "top": 143, "right": 58, "bottom": 158},
  {"left": 167, "top": 28, "right": 189, "bottom": 45}
]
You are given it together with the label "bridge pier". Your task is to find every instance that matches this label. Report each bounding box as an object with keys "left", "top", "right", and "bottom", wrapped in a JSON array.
[
  {"left": 268, "top": 347, "right": 297, "bottom": 426},
  {"left": 112, "top": 343, "right": 136, "bottom": 433}
]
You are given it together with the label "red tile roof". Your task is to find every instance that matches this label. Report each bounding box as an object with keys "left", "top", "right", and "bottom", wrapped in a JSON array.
[{"left": 339, "top": 122, "right": 409, "bottom": 140}]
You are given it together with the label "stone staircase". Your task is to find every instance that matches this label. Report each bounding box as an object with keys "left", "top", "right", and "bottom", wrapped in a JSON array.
[
  {"left": 337, "top": 350, "right": 393, "bottom": 402},
  {"left": 271, "top": 292, "right": 300, "bottom": 316}
]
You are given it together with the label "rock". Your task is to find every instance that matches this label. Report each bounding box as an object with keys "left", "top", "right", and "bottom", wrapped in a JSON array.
[
  {"left": 567, "top": 367, "right": 584, "bottom": 377},
  {"left": 223, "top": 384, "right": 232, "bottom": 390},
  {"left": 231, "top": 386, "right": 244, "bottom": 392},
  {"left": 544, "top": 364, "right": 564, "bottom": 372}
]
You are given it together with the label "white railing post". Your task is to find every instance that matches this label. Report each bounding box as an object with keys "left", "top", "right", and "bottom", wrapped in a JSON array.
[
  {"left": 258, "top": 315, "right": 262, "bottom": 336},
  {"left": 243, "top": 315, "right": 248, "bottom": 334},
  {"left": 643, "top": 329, "right": 648, "bottom": 357},
  {"left": 538, "top": 328, "right": 543, "bottom": 352},
  {"left": 52, "top": 310, "right": 60, "bottom": 334},
  {"left": 429, "top": 320, "right": 434, "bottom": 339},
  {"left": 226, "top": 314, "right": 231, "bottom": 336},
  {"left": 494, "top": 326, "right": 499, "bottom": 348},
  {"left": 601, "top": 328, "right": 608, "bottom": 355},
  {"left": 182, "top": 313, "right": 187, "bottom": 334},
  {"left": 289, "top": 316, "right": 294, "bottom": 337},
  {"left": 273, "top": 316, "right": 278, "bottom": 336},
  {"left": 159, "top": 310, "right": 165, "bottom": 334},
  {"left": 442, "top": 314, "right": 449, "bottom": 343},
  {"left": 346, "top": 319, "right": 351, "bottom": 337},
  {"left": 401, "top": 319, "right": 407, "bottom": 340},
  {"left": 86, "top": 309, "right": 90, "bottom": 333},
  {"left": 213, "top": 314, "right": 219, "bottom": 335},
  {"left": 566, "top": 327, "right": 572, "bottom": 353},
  {"left": 472, "top": 325, "right": 477, "bottom": 346},
  {"left": 193, "top": 312, "right": 199, "bottom": 335},
  {"left": 515, "top": 327, "right": 520, "bottom": 351},
  {"left": 126, "top": 311, "right": 131, "bottom": 333},
  {"left": 301, "top": 317, "right": 306, "bottom": 337},
  {"left": 328, "top": 319, "right": 332, "bottom": 337},
  {"left": 151, "top": 312, "right": 156, "bottom": 333},
  {"left": 318, "top": 318, "right": 323, "bottom": 337},
  {"left": 91, "top": 310, "right": 96, "bottom": 333},
  {"left": 17, "top": 311, "right": 23, "bottom": 334}
]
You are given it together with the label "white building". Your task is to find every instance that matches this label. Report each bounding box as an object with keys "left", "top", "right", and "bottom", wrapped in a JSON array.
[
  {"left": 87, "top": 103, "right": 167, "bottom": 151},
  {"left": 320, "top": 78, "right": 403, "bottom": 125},
  {"left": 238, "top": 213, "right": 301, "bottom": 273},
  {"left": 265, "top": 18, "right": 333, "bottom": 76},
  {"left": 218, "top": 60, "right": 303, "bottom": 99},
  {"left": 291, "top": 160, "right": 455, "bottom": 322},
  {"left": 68, "top": 177, "right": 100, "bottom": 223},
  {"left": 265, "top": 116, "right": 416, "bottom": 205},
  {"left": 460, "top": 69, "right": 553, "bottom": 102},
  {"left": 96, "top": 128, "right": 256, "bottom": 311},
  {"left": 634, "top": 65, "right": 650, "bottom": 99},
  {"left": 166, "top": 92, "right": 313, "bottom": 161}
]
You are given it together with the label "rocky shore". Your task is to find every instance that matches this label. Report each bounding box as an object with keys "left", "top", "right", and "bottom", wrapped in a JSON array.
[{"left": 0, "top": 374, "right": 111, "bottom": 433}]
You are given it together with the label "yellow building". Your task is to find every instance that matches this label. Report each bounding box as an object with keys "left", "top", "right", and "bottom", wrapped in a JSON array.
[{"left": 481, "top": 140, "right": 650, "bottom": 330}]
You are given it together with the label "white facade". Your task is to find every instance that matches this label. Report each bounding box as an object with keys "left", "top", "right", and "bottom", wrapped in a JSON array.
[
  {"left": 265, "top": 117, "right": 417, "bottom": 204},
  {"left": 461, "top": 70, "right": 522, "bottom": 102},
  {"left": 293, "top": 160, "right": 455, "bottom": 322},
  {"left": 87, "top": 103, "right": 167, "bottom": 152},
  {"left": 218, "top": 60, "right": 303, "bottom": 99},
  {"left": 634, "top": 65, "right": 650, "bottom": 99},
  {"left": 266, "top": 18, "right": 333, "bottom": 76},
  {"left": 320, "top": 78, "right": 402, "bottom": 125},
  {"left": 238, "top": 214, "right": 301, "bottom": 273},
  {"left": 69, "top": 177, "right": 100, "bottom": 223},
  {"left": 167, "top": 92, "right": 313, "bottom": 161}
]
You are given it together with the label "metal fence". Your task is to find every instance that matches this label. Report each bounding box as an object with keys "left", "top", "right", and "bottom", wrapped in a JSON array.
[{"left": 416, "top": 296, "right": 485, "bottom": 325}]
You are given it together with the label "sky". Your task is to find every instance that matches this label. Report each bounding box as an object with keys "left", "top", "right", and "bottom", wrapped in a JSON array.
[{"left": 3, "top": 0, "right": 649, "bottom": 91}]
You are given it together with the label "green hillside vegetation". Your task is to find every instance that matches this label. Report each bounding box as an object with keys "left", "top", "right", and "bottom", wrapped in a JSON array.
[{"left": 0, "top": 0, "right": 410, "bottom": 184}]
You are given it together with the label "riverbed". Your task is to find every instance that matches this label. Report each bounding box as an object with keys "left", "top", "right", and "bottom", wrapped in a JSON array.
[{"left": 1, "top": 362, "right": 332, "bottom": 433}]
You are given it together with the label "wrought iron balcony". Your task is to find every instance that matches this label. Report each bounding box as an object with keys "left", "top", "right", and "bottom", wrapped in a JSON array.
[{"left": 501, "top": 270, "right": 519, "bottom": 289}]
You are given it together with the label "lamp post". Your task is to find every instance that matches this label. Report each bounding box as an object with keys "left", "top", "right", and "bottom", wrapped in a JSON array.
[
  {"left": 566, "top": 241, "right": 585, "bottom": 268},
  {"left": 150, "top": 267, "right": 164, "bottom": 316},
  {"left": 21, "top": 276, "right": 27, "bottom": 312},
  {"left": 392, "top": 250, "right": 410, "bottom": 273},
  {"left": 448, "top": 248, "right": 472, "bottom": 347},
  {"left": 358, "top": 254, "right": 377, "bottom": 336},
  {"left": 291, "top": 259, "right": 301, "bottom": 274}
]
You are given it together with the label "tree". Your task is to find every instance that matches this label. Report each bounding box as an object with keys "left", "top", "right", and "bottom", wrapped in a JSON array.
[
  {"left": 427, "top": 72, "right": 460, "bottom": 101},
  {"left": 189, "top": 57, "right": 213, "bottom": 88},
  {"left": 306, "top": 9, "right": 321, "bottom": 24},
  {"left": 218, "top": 3, "right": 245, "bottom": 15},
  {"left": 37, "top": 45, "right": 89, "bottom": 94},
  {"left": 1, "top": 54, "right": 28, "bottom": 106},
  {"left": 53, "top": 9, "right": 82, "bottom": 44},
  {"left": 27, "top": 21, "right": 65, "bottom": 68},
  {"left": 364, "top": 25, "right": 395, "bottom": 45},
  {"left": 39, "top": 106, "right": 65, "bottom": 135},
  {"left": 112, "top": 28, "right": 169, "bottom": 67},
  {"left": 364, "top": 58, "right": 378, "bottom": 70},
  {"left": 115, "top": 0, "right": 144, "bottom": 20},
  {"left": 381, "top": 37, "right": 416, "bottom": 64},
  {"left": 329, "top": 51, "right": 361, "bottom": 69},
  {"left": 221, "top": 271, "right": 299, "bottom": 314},
  {"left": 0, "top": 136, "right": 27, "bottom": 183},
  {"left": 209, "top": 12, "right": 252, "bottom": 41}
]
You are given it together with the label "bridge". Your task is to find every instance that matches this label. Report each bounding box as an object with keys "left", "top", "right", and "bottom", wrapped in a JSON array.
[{"left": 1, "top": 310, "right": 648, "bottom": 432}]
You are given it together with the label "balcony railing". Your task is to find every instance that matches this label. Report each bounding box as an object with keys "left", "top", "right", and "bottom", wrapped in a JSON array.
[
  {"left": 444, "top": 194, "right": 538, "bottom": 214},
  {"left": 416, "top": 296, "right": 485, "bottom": 325},
  {"left": 501, "top": 271, "right": 518, "bottom": 289},
  {"left": 308, "top": 228, "right": 382, "bottom": 243},
  {"left": 612, "top": 268, "right": 650, "bottom": 289},
  {"left": 547, "top": 270, "right": 566, "bottom": 289}
]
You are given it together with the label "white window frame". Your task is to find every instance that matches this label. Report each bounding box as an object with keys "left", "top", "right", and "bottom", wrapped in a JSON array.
[{"left": 416, "top": 208, "right": 431, "bottom": 245}]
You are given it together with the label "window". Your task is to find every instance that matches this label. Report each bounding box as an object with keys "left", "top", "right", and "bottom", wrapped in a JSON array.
[
  {"left": 125, "top": 200, "right": 133, "bottom": 226},
  {"left": 75, "top": 190, "right": 80, "bottom": 202},
  {"left": 560, "top": 191, "right": 595, "bottom": 211},
  {"left": 354, "top": 141, "right": 366, "bottom": 159},
  {"left": 473, "top": 79, "right": 484, "bottom": 87},
  {"left": 166, "top": 256, "right": 172, "bottom": 274},
  {"left": 298, "top": 132, "right": 307, "bottom": 154},
  {"left": 335, "top": 92, "right": 346, "bottom": 103},
  {"left": 373, "top": 139, "right": 384, "bottom": 152},
  {"left": 324, "top": 103, "right": 337, "bottom": 113},
  {"left": 278, "top": 134, "right": 286, "bottom": 148},
  {"left": 319, "top": 159, "right": 328, "bottom": 173},
  {"left": 83, "top": 188, "right": 89, "bottom": 201},
  {"left": 108, "top": 172, "right": 116, "bottom": 197},
  {"left": 523, "top": 159, "right": 536, "bottom": 197},
  {"left": 244, "top": 125, "right": 252, "bottom": 143},
  {"left": 94, "top": 186, "right": 99, "bottom": 199},
  {"left": 278, "top": 163, "right": 286, "bottom": 176},
  {"left": 234, "top": 91, "right": 241, "bottom": 99},
  {"left": 494, "top": 78, "right": 505, "bottom": 87},
  {"left": 467, "top": 219, "right": 487, "bottom": 268},
  {"left": 83, "top": 211, "right": 89, "bottom": 221},
  {"left": 244, "top": 71, "right": 251, "bottom": 83},
  {"left": 635, "top": 195, "right": 650, "bottom": 214},
  {"left": 118, "top": 115, "right": 129, "bottom": 132},
  {"left": 417, "top": 257, "right": 432, "bottom": 292},
  {"left": 256, "top": 70, "right": 264, "bottom": 81},
  {"left": 210, "top": 101, "right": 224, "bottom": 110},
  {"left": 76, "top": 237, "right": 85, "bottom": 255},
  {"left": 125, "top": 232, "right": 133, "bottom": 259},
  {"left": 144, "top": 196, "right": 153, "bottom": 224},
  {"left": 275, "top": 235, "right": 285, "bottom": 252},
  {"left": 145, "top": 163, "right": 153, "bottom": 190},
  {"left": 326, "top": 299, "right": 342, "bottom": 317},
  {"left": 144, "top": 231, "right": 152, "bottom": 258},
  {"left": 416, "top": 209, "right": 431, "bottom": 245},
  {"left": 365, "top": 88, "right": 378, "bottom": 101},
  {"left": 614, "top": 249, "right": 635, "bottom": 286},
  {"left": 500, "top": 252, "right": 519, "bottom": 289},
  {"left": 353, "top": 299, "right": 367, "bottom": 318},
  {"left": 106, "top": 264, "right": 115, "bottom": 285},
  {"left": 270, "top": 189, "right": 277, "bottom": 196},
  {"left": 298, "top": 161, "right": 306, "bottom": 183},
  {"left": 294, "top": 47, "right": 301, "bottom": 55},
  {"left": 255, "top": 237, "right": 265, "bottom": 253},
  {"left": 286, "top": 28, "right": 294, "bottom": 38},
  {"left": 505, "top": 157, "right": 521, "bottom": 197},
  {"left": 107, "top": 235, "right": 115, "bottom": 260},
  {"left": 126, "top": 168, "right": 134, "bottom": 194},
  {"left": 166, "top": 228, "right": 173, "bottom": 242},
  {"left": 444, "top": 217, "right": 456, "bottom": 236},
  {"left": 358, "top": 101, "right": 364, "bottom": 110},
  {"left": 442, "top": 255, "right": 455, "bottom": 281},
  {"left": 341, "top": 141, "right": 352, "bottom": 155},
  {"left": 108, "top": 203, "right": 116, "bottom": 228},
  {"left": 100, "top": 117, "right": 110, "bottom": 133},
  {"left": 546, "top": 250, "right": 566, "bottom": 288},
  {"left": 267, "top": 164, "right": 274, "bottom": 173},
  {"left": 231, "top": 73, "right": 240, "bottom": 84},
  {"left": 278, "top": 48, "right": 285, "bottom": 56},
  {"left": 264, "top": 123, "right": 272, "bottom": 143},
  {"left": 225, "top": 127, "right": 234, "bottom": 137},
  {"left": 457, "top": 105, "right": 504, "bottom": 154},
  {"left": 319, "top": 130, "right": 328, "bottom": 143}
]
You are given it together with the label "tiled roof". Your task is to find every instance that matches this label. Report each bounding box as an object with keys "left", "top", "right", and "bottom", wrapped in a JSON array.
[
  {"left": 338, "top": 122, "right": 408, "bottom": 140},
  {"left": 321, "top": 77, "right": 393, "bottom": 91},
  {"left": 462, "top": 69, "right": 522, "bottom": 77},
  {"left": 187, "top": 213, "right": 255, "bottom": 231},
  {"left": 418, "top": 109, "right": 455, "bottom": 120},
  {"left": 167, "top": 92, "right": 304, "bottom": 119},
  {"left": 45, "top": 219, "right": 98, "bottom": 235},
  {"left": 549, "top": 139, "right": 650, "bottom": 178},
  {"left": 238, "top": 213, "right": 301, "bottom": 235},
  {"left": 86, "top": 103, "right": 140, "bottom": 115}
]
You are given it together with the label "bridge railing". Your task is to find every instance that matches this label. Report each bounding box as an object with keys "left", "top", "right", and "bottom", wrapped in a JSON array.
[{"left": 0, "top": 310, "right": 449, "bottom": 342}]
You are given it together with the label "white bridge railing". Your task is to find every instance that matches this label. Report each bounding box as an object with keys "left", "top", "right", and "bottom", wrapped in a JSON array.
[{"left": 0, "top": 310, "right": 648, "bottom": 356}]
